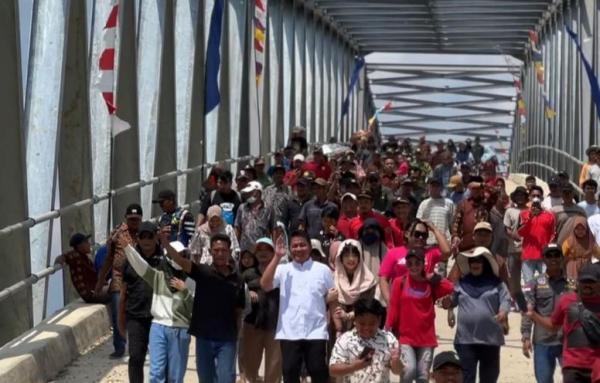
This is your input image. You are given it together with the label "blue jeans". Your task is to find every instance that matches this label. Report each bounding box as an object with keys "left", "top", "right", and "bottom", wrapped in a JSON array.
[
  {"left": 149, "top": 323, "right": 191, "bottom": 383},
  {"left": 195, "top": 337, "right": 237, "bottom": 383},
  {"left": 522, "top": 260, "right": 546, "bottom": 285},
  {"left": 533, "top": 344, "right": 562, "bottom": 383},
  {"left": 111, "top": 292, "right": 126, "bottom": 354}
]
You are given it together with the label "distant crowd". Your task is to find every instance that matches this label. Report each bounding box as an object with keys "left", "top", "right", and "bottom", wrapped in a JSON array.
[{"left": 56, "top": 128, "right": 600, "bottom": 383}]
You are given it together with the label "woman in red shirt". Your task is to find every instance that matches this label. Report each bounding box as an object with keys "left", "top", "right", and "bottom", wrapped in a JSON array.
[
  {"left": 385, "top": 248, "right": 453, "bottom": 382},
  {"left": 379, "top": 219, "right": 451, "bottom": 305}
]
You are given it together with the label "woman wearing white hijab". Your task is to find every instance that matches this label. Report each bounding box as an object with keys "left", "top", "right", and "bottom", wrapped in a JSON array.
[
  {"left": 189, "top": 205, "right": 240, "bottom": 264},
  {"left": 332, "top": 239, "right": 378, "bottom": 332}
]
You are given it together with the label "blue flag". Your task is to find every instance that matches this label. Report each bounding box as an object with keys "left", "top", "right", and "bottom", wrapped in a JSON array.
[
  {"left": 340, "top": 57, "right": 365, "bottom": 121},
  {"left": 204, "top": 0, "right": 225, "bottom": 114},
  {"left": 566, "top": 26, "right": 600, "bottom": 121}
]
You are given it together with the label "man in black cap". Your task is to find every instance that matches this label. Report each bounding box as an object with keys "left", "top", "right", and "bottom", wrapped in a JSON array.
[
  {"left": 119, "top": 221, "right": 163, "bottom": 383},
  {"left": 284, "top": 176, "right": 313, "bottom": 232},
  {"left": 55, "top": 233, "right": 109, "bottom": 304},
  {"left": 154, "top": 189, "right": 195, "bottom": 247},
  {"left": 96, "top": 202, "right": 143, "bottom": 358},
  {"left": 527, "top": 263, "right": 600, "bottom": 383},
  {"left": 521, "top": 244, "right": 571, "bottom": 383},
  {"left": 430, "top": 351, "right": 463, "bottom": 383}
]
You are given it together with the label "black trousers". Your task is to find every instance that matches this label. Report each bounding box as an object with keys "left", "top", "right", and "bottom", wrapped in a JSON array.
[
  {"left": 127, "top": 317, "right": 152, "bottom": 383},
  {"left": 455, "top": 344, "right": 500, "bottom": 383},
  {"left": 280, "top": 339, "right": 329, "bottom": 383},
  {"left": 563, "top": 368, "right": 592, "bottom": 383}
]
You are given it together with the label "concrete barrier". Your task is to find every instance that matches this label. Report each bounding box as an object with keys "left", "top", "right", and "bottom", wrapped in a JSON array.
[{"left": 0, "top": 301, "right": 111, "bottom": 383}]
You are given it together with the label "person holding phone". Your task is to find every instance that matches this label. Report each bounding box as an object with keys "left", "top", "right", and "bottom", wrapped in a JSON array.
[
  {"left": 517, "top": 197, "right": 556, "bottom": 286},
  {"left": 520, "top": 244, "right": 572, "bottom": 383},
  {"left": 329, "top": 298, "right": 402, "bottom": 383}
]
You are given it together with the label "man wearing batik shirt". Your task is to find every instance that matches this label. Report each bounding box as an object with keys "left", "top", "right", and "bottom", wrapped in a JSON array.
[
  {"left": 263, "top": 164, "right": 292, "bottom": 225},
  {"left": 235, "top": 181, "right": 276, "bottom": 251},
  {"left": 451, "top": 182, "right": 489, "bottom": 252},
  {"left": 154, "top": 189, "right": 195, "bottom": 247},
  {"left": 55, "top": 233, "right": 109, "bottom": 304},
  {"left": 329, "top": 298, "right": 402, "bottom": 383}
]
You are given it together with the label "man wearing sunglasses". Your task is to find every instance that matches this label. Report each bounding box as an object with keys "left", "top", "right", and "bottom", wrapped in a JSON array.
[{"left": 521, "top": 244, "right": 571, "bottom": 383}]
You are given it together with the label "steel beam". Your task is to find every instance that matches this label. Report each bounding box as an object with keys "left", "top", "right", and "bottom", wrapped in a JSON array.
[{"left": 0, "top": 0, "right": 32, "bottom": 346}]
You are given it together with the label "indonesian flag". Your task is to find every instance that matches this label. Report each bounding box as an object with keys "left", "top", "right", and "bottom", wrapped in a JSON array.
[
  {"left": 254, "top": 0, "right": 267, "bottom": 85},
  {"left": 95, "top": 1, "right": 130, "bottom": 136}
]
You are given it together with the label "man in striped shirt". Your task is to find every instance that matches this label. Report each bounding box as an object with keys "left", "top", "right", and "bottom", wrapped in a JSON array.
[{"left": 416, "top": 178, "right": 454, "bottom": 246}]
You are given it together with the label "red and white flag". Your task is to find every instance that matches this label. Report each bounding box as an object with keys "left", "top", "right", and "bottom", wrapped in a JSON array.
[{"left": 96, "top": 1, "right": 130, "bottom": 136}]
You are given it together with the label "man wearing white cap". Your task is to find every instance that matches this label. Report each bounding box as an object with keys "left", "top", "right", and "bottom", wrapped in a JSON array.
[
  {"left": 283, "top": 154, "right": 306, "bottom": 187},
  {"left": 234, "top": 181, "right": 276, "bottom": 252}
]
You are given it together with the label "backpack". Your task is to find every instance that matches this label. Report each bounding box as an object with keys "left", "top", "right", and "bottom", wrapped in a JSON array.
[
  {"left": 210, "top": 190, "right": 240, "bottom": 225},
  {"left": 577, "top": 302, "right": 600, "bottom": 345}
]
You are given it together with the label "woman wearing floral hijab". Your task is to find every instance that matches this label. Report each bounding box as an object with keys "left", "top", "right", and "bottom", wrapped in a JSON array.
[
  {"left": 332, "top": 239, "right": 378, "bottom": 331},
  {"left": 562, "top": 216, "right": 600, "bottom": 282},
  {"left": 189, "top": 205, "right": 240, "bottom": 264}
]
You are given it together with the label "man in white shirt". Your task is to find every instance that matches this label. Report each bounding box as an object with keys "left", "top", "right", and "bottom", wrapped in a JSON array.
[
  {"left": 578, "top": 179, "right": 600, "bottom": 217},
  {"left": 541, "top": 178, "right": 563, "bottom": 210},
  {"left": 261, "top": 230, "right": 335, "bottom": 383},
  {"left": 416, "top": 178, "right": 454, "bottom": 245}
]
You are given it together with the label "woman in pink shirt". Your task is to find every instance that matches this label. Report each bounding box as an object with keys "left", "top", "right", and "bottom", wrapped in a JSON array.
[{"left": 379, "top": 219, "right": 451, "bottom": 305}]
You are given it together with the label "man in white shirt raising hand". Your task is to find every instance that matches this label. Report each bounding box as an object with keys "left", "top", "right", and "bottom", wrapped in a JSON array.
[{"left": 261, "top": 230, "right": 335, "bottom": 383}]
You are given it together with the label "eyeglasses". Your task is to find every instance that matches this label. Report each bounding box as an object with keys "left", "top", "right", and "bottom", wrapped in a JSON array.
[{"left": 413, "top": 231, "right": 428, "bottom": 240}]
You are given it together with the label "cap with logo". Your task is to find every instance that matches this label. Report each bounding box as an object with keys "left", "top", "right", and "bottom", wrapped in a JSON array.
[
  {"left": 125, "top": 203, "right": 143, "bottom": 217},
  {"left": 542, "top": 244, "right": 563, "bottom": 258}
]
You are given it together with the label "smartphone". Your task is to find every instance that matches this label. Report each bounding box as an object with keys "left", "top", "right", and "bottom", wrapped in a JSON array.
[
  {"left": 359, "top": 346, "right": 375, "bottom": 360},
  {"left": 514, "top": 291, "right": 529, "bottom": 312}
]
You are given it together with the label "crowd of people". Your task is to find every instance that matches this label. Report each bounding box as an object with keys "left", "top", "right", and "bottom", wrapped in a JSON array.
[{"left": 55, "top": 128, "right": 600, "bottom": 383}]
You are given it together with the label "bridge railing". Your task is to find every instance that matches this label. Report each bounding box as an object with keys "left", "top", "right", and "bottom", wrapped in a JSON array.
[
  {"left": 0, "top": 152, "right": 271, "bottom": 306},
  {"left": 514, "top": 144, "right": 584, "bottom": 194}
]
